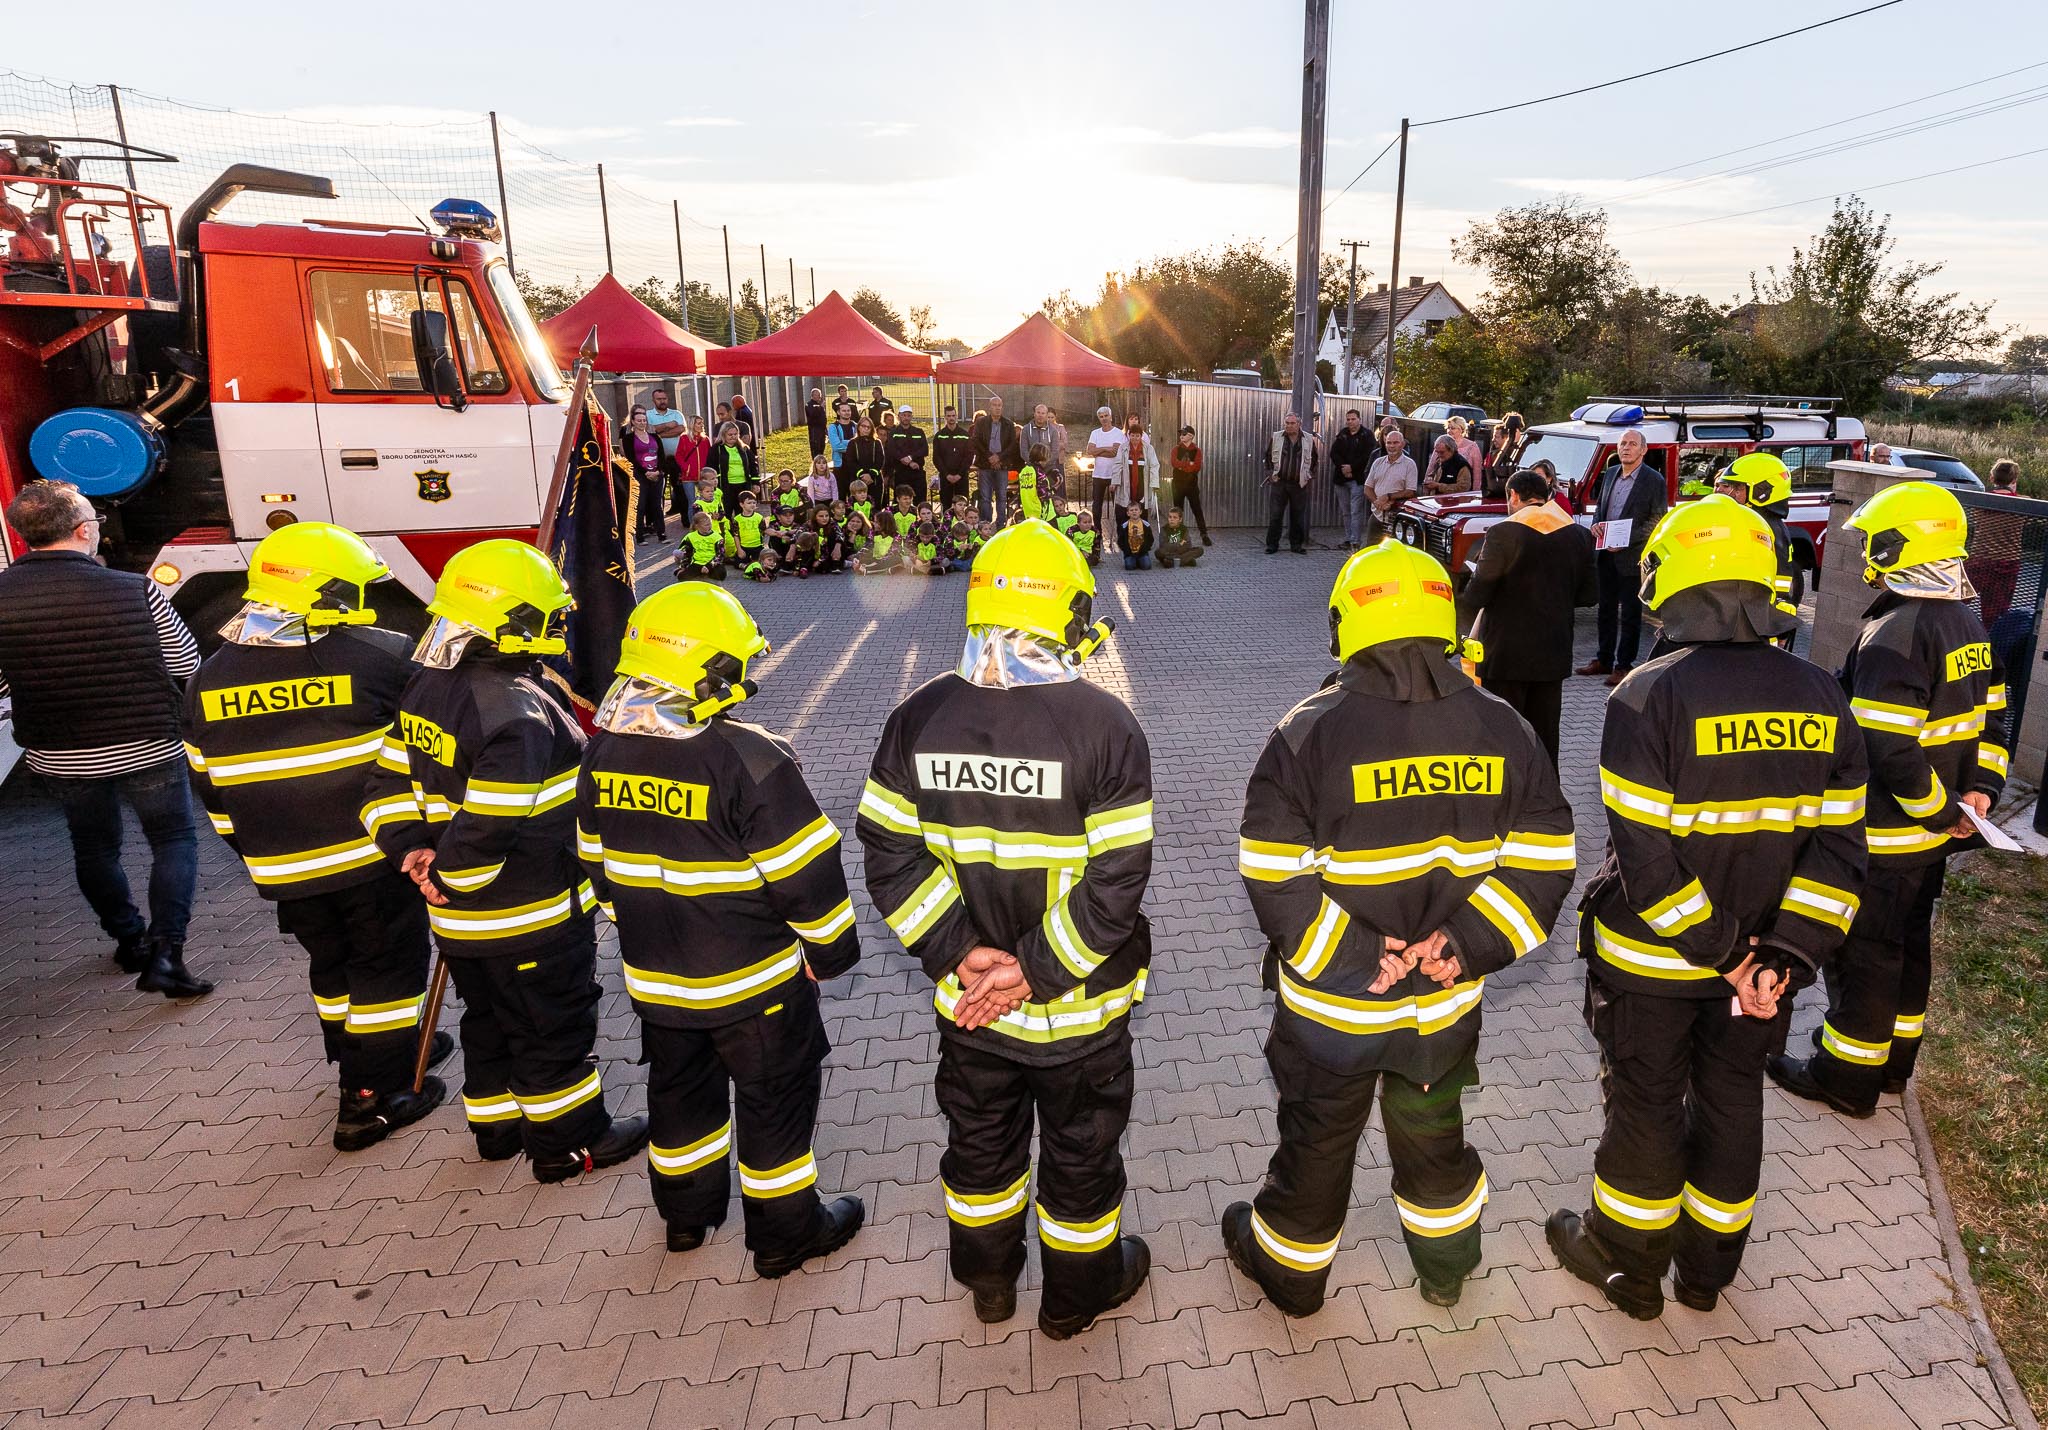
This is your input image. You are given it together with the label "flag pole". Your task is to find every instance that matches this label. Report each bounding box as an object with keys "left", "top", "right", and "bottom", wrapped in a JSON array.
[{"left": 416, "top": 325, "right": 598, "bottom": 1093}]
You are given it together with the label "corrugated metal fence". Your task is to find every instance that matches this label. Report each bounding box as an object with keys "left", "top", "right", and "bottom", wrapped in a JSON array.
[{"left": 1170, "top": 380, "right": 1346, "bottom": 530}]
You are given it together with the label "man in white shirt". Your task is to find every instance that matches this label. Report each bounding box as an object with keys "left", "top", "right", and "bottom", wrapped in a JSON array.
[
  {"left": 1363, "top": 427, "right": 1418, "bottom": 544},
  {"left": 1085, "top": 407, "right": 1128, "bottom": 531}
]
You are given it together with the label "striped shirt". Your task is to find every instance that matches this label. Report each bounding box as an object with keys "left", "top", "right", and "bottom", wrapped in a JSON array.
[{"left": 0, "top": 584, "right": 200, "bottom": 779}]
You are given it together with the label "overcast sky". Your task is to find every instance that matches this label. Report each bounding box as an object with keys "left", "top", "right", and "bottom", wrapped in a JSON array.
[{"left": 15, "top": 0, "right": 2048, "bottom": 349}]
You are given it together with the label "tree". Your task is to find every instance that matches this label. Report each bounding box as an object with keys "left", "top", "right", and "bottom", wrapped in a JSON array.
[
  {"left": 513, "top": 271, "right": 587, "bottom": 322},
  {"left": 1733, "top": 198, "right": 2001, "bottom": 408},
  {"left": 2007, "top": 333, "right": 2048, "bottom": 371},
  {"left": 1389, "top": 316, "right": 1550, "bottom": 415},
  {"left": 907, "top": 304, "right": 936, "bottom": 349},
  {"left": 850, "top": 286, "right": 908, "bottom": 342},
  {"left": 1044, "top": 242, "right": 1291, "bottom": 378},
  {"left": 1452, "top": 198, "right": 1627, "bottom": 344}
]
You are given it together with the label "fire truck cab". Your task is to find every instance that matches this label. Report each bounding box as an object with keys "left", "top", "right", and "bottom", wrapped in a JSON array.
[
  {"left": 1390, "top": 395, "right": 1866, "bottom": 602},
  {"left": 1, "top": 144, "right": 568, "bottom": 640}
]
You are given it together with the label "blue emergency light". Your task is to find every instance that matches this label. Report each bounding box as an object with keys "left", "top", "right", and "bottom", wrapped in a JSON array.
[{"left": 431, "top": 199, "right": 501, "bottom": 241}]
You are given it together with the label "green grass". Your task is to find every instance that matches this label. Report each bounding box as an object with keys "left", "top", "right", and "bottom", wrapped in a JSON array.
[
  {"left": 757, "top": 382, "right": 965, "bottom": 480},
  {"left": 1920, "top": 858, "right": 2048, "bottom": 1418},
  {"left": 1869, "top": 419, "right": 2048, "bottom": 496}
]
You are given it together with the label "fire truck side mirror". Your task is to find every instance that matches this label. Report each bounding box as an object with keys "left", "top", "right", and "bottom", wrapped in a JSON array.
[{"left": 409, "top": 310, "right": 469, "bottom": 413}]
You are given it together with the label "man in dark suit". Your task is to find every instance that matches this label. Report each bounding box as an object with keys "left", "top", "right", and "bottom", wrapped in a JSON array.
[
  {"left": 1458, "top": 469, "right": 1597, "bottom": 766},
  {"left": 969, "top": 395, "right": 1023, "bottom": 524},
  {"left": 1576, "top": 428, "right": 1667, "bottom": 687}
]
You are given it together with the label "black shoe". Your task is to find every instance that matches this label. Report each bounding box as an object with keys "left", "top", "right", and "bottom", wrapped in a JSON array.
[
  {"left": 666, "top": 1224, "right": 708, "bottom": 1254},
  {"left": 1265, "top": 547, "right": 1279, "bottom": 555},
  {"left": 1289, "top": 546, "right": 1308, "bottom": 555},
  {"left": 532, "top": 1114, "right": 652, "bottom": 1183},
  {"left": 335, "top": 1076, "right": 447, "bottom": 1152},
  {"left": 972, "top": 1284, "right": 1016, "bottom": 1324},
  {"left": 1766, "top": 1054, "right": 1873, "bottom": 1118},
  {"left": 1670, "top": 1269, "right": 1718, "bottom": 1312},
  {"left": 112, "top": 930, "right": 149, "bottom": 974},
  {"left": 425, "top": 1031, "right": 455, "bottom": 1072},
  {"left": 475, "top": 1124, "right": 523, "bottom": 1162},
  {"left": 1040, "top": 1235, "right": 1151, "bottom": 1341},
  {"left": 1201, "top": 535, "right": 1213, "bottom": 546},
  {"left": 1221, "top": 1202, "right": 1321, "bottom": 1319},
  {"left": 1545, "top": 1209, "right": 1663, "bottom": 1321},
  {"left": 135, "top": 939, "right": 213, "bottom": 999},
  {"left": 1883, "top": 1074, "right": 1909, "bottom": 1095},
  {"left": 755, "top": 1194, "right": 865, "bottom": 1279},
  {"left": 1417, "top": 1274, "right": 1464, "bottom": 1307}
]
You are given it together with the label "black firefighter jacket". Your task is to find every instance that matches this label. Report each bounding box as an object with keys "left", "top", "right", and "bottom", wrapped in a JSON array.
[
  {"left": 183, "top": 625, "right": 412, "bottom": 899},
  {"left": 576, "top": 716, "right": 860, "bottom": 1029},
  {"left": 1457, "top": 500, "right": 1597, "bottom": 684},
  {"left": 1238, "top": 644, "right": 1576, "bottom": 1082},
  {"left": 361, "top": 653, "right": 593, "bottom": 956},
  {"left": 857, "top": 671, "right": 1153, "bottom": 1068},
  {"left": 1591, "top": 640, "right": 1868, "bottom": 997},
  {"left": 1845, "top": 592, "right": 2008, "bottom": 868}
]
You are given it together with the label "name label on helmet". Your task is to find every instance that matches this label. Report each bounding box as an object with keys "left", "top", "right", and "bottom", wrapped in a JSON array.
[
  {"left": 1351, "top": 755, "right": 1502, "bottom": 802},
  {"left": 398, "top": 711, "right": 458, "bottom": 766},
  {"left": 1945, "top": 642, "right": 1993, "bottom": 681},
  {"left": 915, "top": 752, "right": 1063, "bottom": 800},
  {"left": 201, "top": 675, "right": 353, "bottom": 722},
  {"left": 592, "top": 772, "right": 709, "bottom": 820},
  {"left": 1693, "top": 712, "right": 1837, "bottom": 756}
]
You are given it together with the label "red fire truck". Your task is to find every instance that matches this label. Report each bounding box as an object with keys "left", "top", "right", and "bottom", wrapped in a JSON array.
[
  {"left": 1, "top": 136, "right": 569, "bottom": 638},
  {"left": 1388, "top": 395, "right": 1867, "bottom": 602}
]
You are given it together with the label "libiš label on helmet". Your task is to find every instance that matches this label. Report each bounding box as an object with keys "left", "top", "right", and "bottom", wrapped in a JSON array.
[
  {"left": 916, "top": 752, "right": 1064, "bottom": 799},
  {"left": 1944, "top": 642, "right": 1992, "bottom": 681},
  {"left": 592, "top": 773, "right": 709, "bottom": 820},
  {"left": 202, "top": 675, "right": 353, "bottom": 722},
  {"left": 1693, "top": 712, "right": 1836, "bottom": 756},
  {"left": 1352, "top": 755, "right": 1503, "bottom": 802}
]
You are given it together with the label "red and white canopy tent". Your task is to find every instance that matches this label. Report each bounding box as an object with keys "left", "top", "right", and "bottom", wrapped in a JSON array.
[
  {"left": 707, "top": 289, "right": 935, "bottom": 424},
  {"left": 935, "top": 311, "right": 1140, "bottom": 389},
  {"left": 537, "top": 274, "right": 722, "bottom": 412}
]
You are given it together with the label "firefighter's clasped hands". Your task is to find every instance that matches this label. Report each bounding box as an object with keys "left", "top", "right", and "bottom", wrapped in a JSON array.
[
  {"left": 1371, "top": 931, "right": 1459, "bottom": 994},
  {"left": 1724, "top": 938, "right": 1783, "bottom": 1020},
  {"left": 399, "top": 848, "right": 448, "bottom": 906},
  {"left": 954, "top": 945, "right": 1032, "bottom": 1031}
]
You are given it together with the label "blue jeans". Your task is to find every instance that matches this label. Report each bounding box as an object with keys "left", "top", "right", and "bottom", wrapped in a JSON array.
[
  {"left": 1341, "top": 481, "right": 1370, "bottom": 546},
  {"left": 976, "top": 468, "right": 1009, "bottom": 525},
  {"left": 44, "top": 756, "right": 197, "bottom": 946},
  {"left": 1123, "top": 553, "right": 1152, "bottom": 570}
]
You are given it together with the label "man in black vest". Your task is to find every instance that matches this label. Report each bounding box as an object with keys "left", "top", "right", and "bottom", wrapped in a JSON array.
[{"left": 0, "top": 481, "right": 211, "bottom": 997}]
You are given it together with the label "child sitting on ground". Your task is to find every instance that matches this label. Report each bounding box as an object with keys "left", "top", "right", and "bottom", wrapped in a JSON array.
[
  {"left": 1019, "top": 443, "right": 1052, "bottom": 521},
  {"left": 810, "top": 507, "right": 845, "bottom": 573},
  {"left": 789, "top": 530, "right": 820, "bottom": 579},
  {"left": 677, "top": 510, "right": 726, "bottom": 582},
  {"left": 743, "top": 547, "right": 780, "bottom": 582},
  {"left": 772, "top": 469, "right": 807, "bottom": 520},
  {"left": 731, "top": 494, "right": 767, "bottom": 568},
  {"left": 768, "top": 509, "right": 801, "bottom": 562},
  {"left": 1119, "top": 505, "right": 1155, "bottom": 570},
  {"left": 693, "top": 474, "right": 725, "bottom": 531},
  {"left": 912, "top": 520, "right": 946, "bottom": 576},
  {"left": 854, "top": 511, "right": 904, "bottom": 574},
  {"left": 1156, "top": 506, "right": 1202, "bottom": 568},
  {"left": 843, "top": 511, "right": 872, "bottom": 558},
  {"left": 1070, "top": 510, "right": 1100, "bottom": 566},
  {"left": 948, "top": 519, "right": 977, "bottom": 566},
  {"left": 803, "top": 453, "right": 839, "bottom": 507}
]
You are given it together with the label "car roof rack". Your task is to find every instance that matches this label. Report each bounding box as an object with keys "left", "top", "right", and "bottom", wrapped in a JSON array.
[{"left": 1582, "top": 394, "right": 1844, "bottom": 441}]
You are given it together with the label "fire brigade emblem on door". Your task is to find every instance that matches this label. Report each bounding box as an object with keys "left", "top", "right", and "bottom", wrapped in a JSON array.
[{"left": 415, "top": 469, "right": 453, "bottom": 503}]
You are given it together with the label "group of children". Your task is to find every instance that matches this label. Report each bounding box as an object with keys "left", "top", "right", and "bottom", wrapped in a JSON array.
[{"left": 669, "top": 443, "right": 1204, "bottom": 586}]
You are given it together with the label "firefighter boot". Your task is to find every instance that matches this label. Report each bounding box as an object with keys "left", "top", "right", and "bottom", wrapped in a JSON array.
[
  {"left": 666, "top": 1224, "right": 708, "bottom": 1254},
  {"left": 335, "top": 1076, "right": 448, "bottom": 1152},
  {"left": 1221, "top": 1202, "right": 1323, "bottom": 1319},
  {"left": 476, "top": 1125, "right": 523, "bottom": 1162},
  {"left": 972, "top": 1283, "right": 1017, "bottom": 1325},
  {"left": 136, "top": 938, "right": 214, "bottom": 1000},
  {"left": 1546, "top": 1209, "right": 1663, "bottom": 1321},
  {"left": 755, "top": 1195, "right": 865, "bottom": 1280},
  {"left": 1039, "top": 1236, "right": 1151, "bottom": 1341},
  {"left": 1765, "top": 1054, "right": 1871, "bottom": 1119},
  {"left": 532, "top": 1114, "right": 652, "bottom": 1184}
]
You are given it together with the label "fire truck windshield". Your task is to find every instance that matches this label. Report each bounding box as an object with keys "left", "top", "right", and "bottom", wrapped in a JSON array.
[
  {"left": 488, "top": 262, "right": 568, "bottom": 402},
  {"left": 1517, "top": 430, "right": 1601, "bottom": 488}
]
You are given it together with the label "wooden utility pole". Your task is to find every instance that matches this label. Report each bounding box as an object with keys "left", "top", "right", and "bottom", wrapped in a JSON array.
[
  {"left": 1338, "top": 239, "right": 1367, "bottom": 395},
  {"left": 1380, "top": 119, "right": 1409, "bottom": 419},
  {"left": 596, "top": 164, "right": 614, "bottom": 275},
  {"left": 1289, "top": 0, "right": 1331, "bottom": 428}
]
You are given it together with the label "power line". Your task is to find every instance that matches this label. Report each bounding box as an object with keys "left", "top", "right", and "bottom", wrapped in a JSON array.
[
  {"left": 1624, "top": 57, "right": 2048, "bottom": 181},
  {"left": 1619, "top": 142, "right": 2048, "bottom": 234},
  {"left": 1412, "top": 0, "right": 1905, "bottom": 129}
]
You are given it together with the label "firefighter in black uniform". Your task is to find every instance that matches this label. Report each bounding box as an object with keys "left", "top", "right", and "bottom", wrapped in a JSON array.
[
  {"left": 1769, "top": 480, "right": 2008, "bottom": 1116},
  {"left": 361, "top": 540, "right": 647, "bottom": 1181},
  {"left": 184, "top": 523, "right": 451, "bottom": 1150},
  {"left": 1223, "top": 541, "right": 1576, "bottom": 1314},
  {"left": 1714, "top": 452, "right": 1799, "bottom": 635},
  {"left": 883, "top": 405, "right": 930, "bottom": 505},
  {"left": 857, "top": 519, "right": 1152, "bottom": 1341},
  {"left": 1547, "top": 496, "right": 1868, "bottom": 1320},
  {"left": 576, "top": 583, "right": 865, "bottom": 1273}
]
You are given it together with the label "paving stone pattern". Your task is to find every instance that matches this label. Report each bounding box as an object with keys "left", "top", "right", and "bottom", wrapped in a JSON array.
[{"left": 0, "top": 539, "right": 2014, "bottom": 1428}]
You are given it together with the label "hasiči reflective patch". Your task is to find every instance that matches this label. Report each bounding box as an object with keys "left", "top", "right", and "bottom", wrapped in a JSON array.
[
  {"left": 1944, "top": 642, "right": 1993, "bottom": 680},
  {"left": 201, "top": 674, "right": 353, "bottom": 721},
  {"left": 1351, "top": 755, "right": 1502, "bottom": 802},
  {"left": 915, "top": 753, "right": 1064, "bottom": 799},
  {"left": 398, "top": 710, "right": 458, "bottom": 766},
  {"left": 1692, "top": 712, "right": 1836, "bottom": 756},
  {"left": 592, "top": 772, "right": 709, "bottom": 820}
]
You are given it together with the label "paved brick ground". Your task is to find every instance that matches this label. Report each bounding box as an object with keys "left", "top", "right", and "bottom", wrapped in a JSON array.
[{"left": 0, "top": 538, "right": 2015, "bottom": 1429}]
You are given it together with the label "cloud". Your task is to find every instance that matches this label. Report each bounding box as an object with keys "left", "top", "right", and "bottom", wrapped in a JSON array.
[
  {"left": 665, "top": 116, "right": 744, "bottom": 128},
  {"left": 1503, "top": 174, "right": 1771, "bottom": 213},
  {"left": 1181, "top": 126, "right": 1299, "bottom": 150},
  {"left": 857, "top": 121, "right": 917, "bottom": 139}
]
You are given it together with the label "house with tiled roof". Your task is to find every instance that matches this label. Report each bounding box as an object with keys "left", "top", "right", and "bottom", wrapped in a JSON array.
[{"left": 1317, "top": 278, "right": 1470, "bottom": 395}]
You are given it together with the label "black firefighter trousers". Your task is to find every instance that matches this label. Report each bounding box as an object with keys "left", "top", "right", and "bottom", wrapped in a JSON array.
[
  {"left": 444, "top": 924, "right": 611, "bottom": 1162},
  {"left": 1246, "top": 1020, "right": 1485, "bottom": 1306},
  {"left": 642, "top": 982, "right": 832, "bottom": 1260},
  {"left": 1808, "top": 859, "right": 1944, "bottom": 1110},
  {"left": 277, "top": 869, "right": 432, "bottom": 1095},
  {"left": 935, "top": 1031, "right": 1134, "bottom": 1329},
  {"left": 1584, "top": 975, "right": 1769, "bottom": 1294}
]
